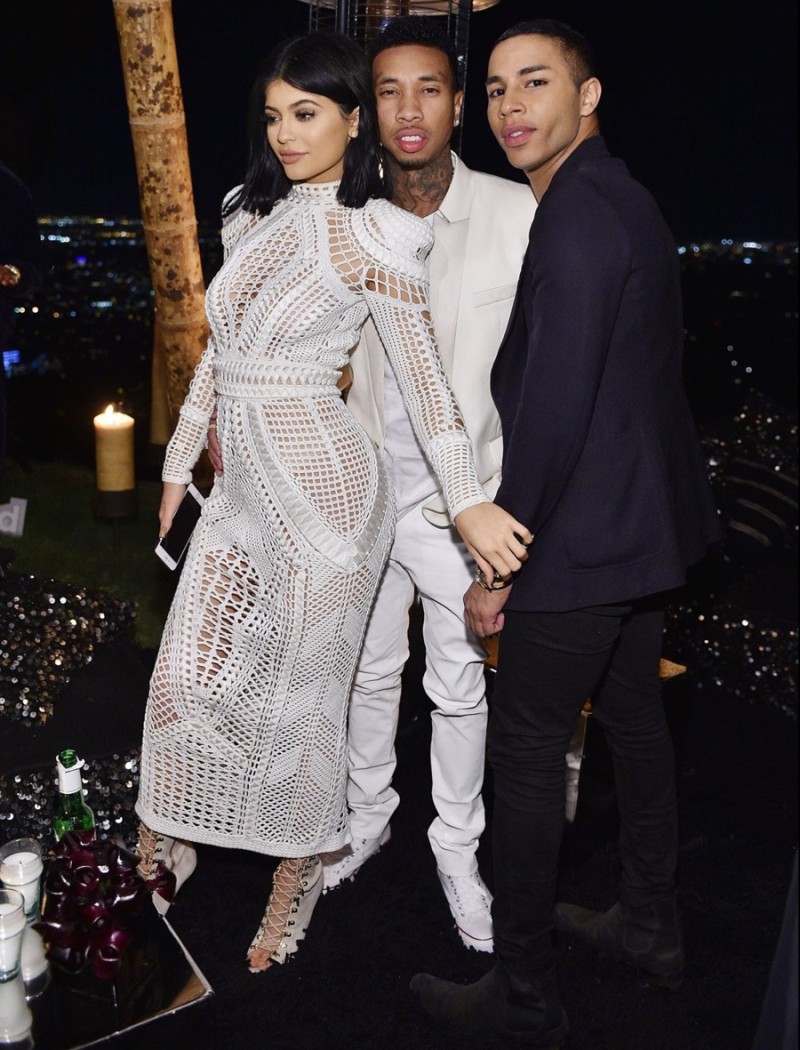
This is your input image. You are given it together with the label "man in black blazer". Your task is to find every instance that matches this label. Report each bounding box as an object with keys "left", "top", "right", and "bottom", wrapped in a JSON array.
[{"left": 412, "top": 19, "right": 720, "bottom": 1045}]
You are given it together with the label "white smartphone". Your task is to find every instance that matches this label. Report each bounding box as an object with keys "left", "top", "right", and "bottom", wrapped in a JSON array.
[{"left": 154, "top": 483, "right": 205, "bottom": 570}]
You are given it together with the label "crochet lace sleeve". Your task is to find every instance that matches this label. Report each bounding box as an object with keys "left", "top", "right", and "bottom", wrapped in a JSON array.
[
  {"left": 161, "top": 189, "right": 257, "bottom": 485},
  {"left": 355, "top": 202, "right": 488, "bottom": 520},
  {"left": 160, "top": 340, "right": 217, "bottom": 485}
]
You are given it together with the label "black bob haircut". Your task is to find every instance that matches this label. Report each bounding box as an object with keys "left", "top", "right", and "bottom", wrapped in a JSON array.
[{"left": 225, "top": 31, "right": 387, "bottom": 217}]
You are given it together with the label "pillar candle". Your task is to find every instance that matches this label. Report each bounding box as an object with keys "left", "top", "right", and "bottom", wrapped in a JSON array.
[{"left": 94, "top": 405, "right": 135, "bottom": 492}]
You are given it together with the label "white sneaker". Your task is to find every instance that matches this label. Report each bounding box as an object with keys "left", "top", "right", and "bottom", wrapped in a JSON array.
[
  {"left": 321, "top": 826, "right": 391, "bottom": 893},
  {"left": 437, "top": 869, "right": 494, "bottom": 953}
]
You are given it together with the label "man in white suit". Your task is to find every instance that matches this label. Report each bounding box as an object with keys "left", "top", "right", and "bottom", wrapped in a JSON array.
[{"left": 320, "top": 18, "right": 536, "bottom": 953}]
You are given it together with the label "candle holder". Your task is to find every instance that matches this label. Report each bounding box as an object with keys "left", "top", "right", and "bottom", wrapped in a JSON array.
[
  {"left": 92, "top": 488, "right": 139, "bottom": 521},
  {"left": 93, "top": 404, "right": 139, "bottom": 575},
  {"left": 0, "top": 974, "right": 33, "bottom": 1048},
  {"left": 0, "top": 840, "right": 49, "bottom": 1000},
  {"left": 0, "top": 889, "right": 25, "bottom": 985}
]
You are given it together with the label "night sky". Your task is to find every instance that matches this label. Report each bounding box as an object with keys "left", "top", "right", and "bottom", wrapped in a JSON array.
[{"left": 1, "top": 0, "right": 797, "bottom": 241}]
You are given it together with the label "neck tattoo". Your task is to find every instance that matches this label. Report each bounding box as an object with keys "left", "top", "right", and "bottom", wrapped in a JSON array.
[{"left": 389, "top": 153, "right": 453, "bottom": 217}]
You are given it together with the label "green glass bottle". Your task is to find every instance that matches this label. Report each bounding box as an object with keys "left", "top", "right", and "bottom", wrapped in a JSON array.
[{"left": 53, "top": 749, "right": 96, "bottom": 841}]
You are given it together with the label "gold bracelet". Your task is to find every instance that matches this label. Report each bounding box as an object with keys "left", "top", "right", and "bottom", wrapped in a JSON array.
[{"left": 474, "top": 566, "right": 513, "bottom": 591}]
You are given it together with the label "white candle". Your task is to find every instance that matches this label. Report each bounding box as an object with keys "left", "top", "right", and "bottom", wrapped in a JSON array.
[
  {"left": 0, "top": 974, "right": 32, "bottom": 1042},
  {"left": 0, "top": 902, "right": 25, "bottom": 981},
  {"left": 20, "top": 927, "right": 49, "bottom": 982},
  {"left": 94, "top": 404, "right": 135, "bottom": 491},
  {"left": 0, "top": 852, "right": 42, "bottom": 919},
  {"left": 0, "top": 842, "right": 49, "bottom": 987}
]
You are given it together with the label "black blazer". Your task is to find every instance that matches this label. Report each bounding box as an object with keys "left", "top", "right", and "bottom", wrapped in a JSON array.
[{"left": 491, "top": 137, "right": 720, "bottom": 612}]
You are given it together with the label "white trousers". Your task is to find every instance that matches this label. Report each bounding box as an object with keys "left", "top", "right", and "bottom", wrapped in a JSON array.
[{"left": 346, "top": 499, "right": 488, "bottom": 876}]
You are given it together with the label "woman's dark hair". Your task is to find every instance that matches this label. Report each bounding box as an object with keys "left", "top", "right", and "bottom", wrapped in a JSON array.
[{"left": 225, "top": 31, "right": 387, "bottom": 217}]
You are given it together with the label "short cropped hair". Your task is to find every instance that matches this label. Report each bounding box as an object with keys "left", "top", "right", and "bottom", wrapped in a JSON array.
[
  {"left": 368, "top": 15, "right": 461, "bottom": 90},
  {"left": 495, "top": 19, "right": 597, "bottom": 89}
]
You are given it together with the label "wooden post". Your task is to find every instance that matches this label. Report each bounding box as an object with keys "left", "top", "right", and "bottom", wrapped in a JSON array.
[
  {"left": 112, "top": 0, "right": 209, "bottom": 431},
  {"left": 149, "top": 316, "right": 173, "bottom": 448}
]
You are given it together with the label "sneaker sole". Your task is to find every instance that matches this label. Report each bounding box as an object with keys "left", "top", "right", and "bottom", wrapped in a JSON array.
[
  {"left": 322, "top": 827, "right": 391, "bottom": 894},
  {"left": 438, "top": 870, "right": 495, "bottom": 953},
  {"left": 457, "top": 927, "right": 495, "bottom": 953}
]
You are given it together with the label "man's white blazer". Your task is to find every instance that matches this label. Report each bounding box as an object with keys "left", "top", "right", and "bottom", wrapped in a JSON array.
[{"left": 346, "top": 155, "right": 536, "bottom": 524}]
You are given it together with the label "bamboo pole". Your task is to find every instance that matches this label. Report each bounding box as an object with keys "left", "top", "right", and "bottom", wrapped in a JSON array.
[
  {"left": 149, "top": 319, "right": 173, "bottom": 447},
  {"left": 112, "top": 0, "right": 208, "bottom": 437}
]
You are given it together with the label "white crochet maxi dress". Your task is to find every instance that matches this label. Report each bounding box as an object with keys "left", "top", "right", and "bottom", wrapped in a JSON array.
[{"left": 135, "top": 181, "right": 488, "bottom": 858}]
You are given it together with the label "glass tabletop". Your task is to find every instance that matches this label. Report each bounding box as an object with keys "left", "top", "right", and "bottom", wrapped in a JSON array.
[{"left": 16, "top": 909, "right": 213, "bottom": 1049}]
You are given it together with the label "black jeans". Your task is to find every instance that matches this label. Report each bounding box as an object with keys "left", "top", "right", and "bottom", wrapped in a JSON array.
[{"left": 488, "top": 599, "right": 678, "bottom": 978}]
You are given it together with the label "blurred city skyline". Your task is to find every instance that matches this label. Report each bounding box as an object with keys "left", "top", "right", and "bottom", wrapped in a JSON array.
[
  {"left": 1, "top": 0, "right": 798, "bottom": 240},
  {"left": 7, "top": 217, "right": 794, "bottom": 460}
]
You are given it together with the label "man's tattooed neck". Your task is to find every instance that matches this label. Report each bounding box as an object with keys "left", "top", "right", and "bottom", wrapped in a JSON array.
[{"left": 389, "top": 154, "right": 454, "bottom": 217}]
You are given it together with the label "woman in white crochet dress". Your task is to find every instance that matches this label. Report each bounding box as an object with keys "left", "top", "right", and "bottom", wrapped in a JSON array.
[{"left": 134, "top": 31, "right": 531, "bottom": 972}]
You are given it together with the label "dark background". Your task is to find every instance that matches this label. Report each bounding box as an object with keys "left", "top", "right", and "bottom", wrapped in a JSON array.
[
  {"left": 1, "top": 0, "right": 797, "bottom": 241},
  {"left": 1, "top": 7, "right": 797, "bottom": 1046}
]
